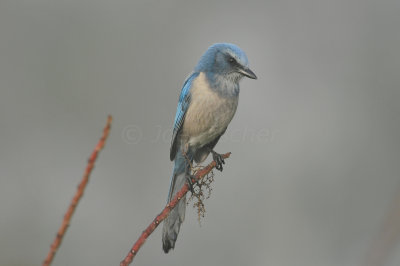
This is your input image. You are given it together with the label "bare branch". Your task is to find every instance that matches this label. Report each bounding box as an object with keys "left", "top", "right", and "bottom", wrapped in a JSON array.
[
  {"left": 363, "top": 186, "right": 400, "bottom": 266},
  {"left": 43, "top": 115, "right": 112, "bottom": 266},
  {"left": 120, "top": 152, "right": 231, "bottom": 266}
]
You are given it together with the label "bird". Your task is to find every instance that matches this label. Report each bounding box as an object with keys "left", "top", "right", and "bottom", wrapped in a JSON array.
[{"left": 162, "top": 43, "right": 257, "bottom": 253}]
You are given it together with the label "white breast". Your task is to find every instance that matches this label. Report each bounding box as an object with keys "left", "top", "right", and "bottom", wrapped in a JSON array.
[{"left": 182, "top": 72, "right": 238, "bottom": 149}]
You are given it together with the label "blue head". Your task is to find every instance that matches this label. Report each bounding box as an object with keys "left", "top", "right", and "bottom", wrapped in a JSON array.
[{"left": 194, "top": 43, "right": 257, "bottom": 95}]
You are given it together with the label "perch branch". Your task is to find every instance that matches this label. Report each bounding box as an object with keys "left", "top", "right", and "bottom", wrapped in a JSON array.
[
  {"left": 42, "top": 115, "right": 112, "bottom": 266},
  {"left": 119, "top": 152, "right": 231, "bottom": 266}
]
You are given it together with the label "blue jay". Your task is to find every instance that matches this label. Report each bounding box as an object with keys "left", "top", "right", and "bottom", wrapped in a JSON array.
[{"left": 162, "top": 43, "right": 257, "bottom": 253}]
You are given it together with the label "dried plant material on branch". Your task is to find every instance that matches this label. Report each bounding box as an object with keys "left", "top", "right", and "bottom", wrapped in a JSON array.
[
  {"left": 120, "top": 152, "right": 231, "bottom": 266},
  {"left": 187, "top": 164, "right": 215, "bottom": 225}
]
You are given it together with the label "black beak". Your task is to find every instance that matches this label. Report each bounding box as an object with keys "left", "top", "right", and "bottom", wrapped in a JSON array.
[{"left": 239, "top": 67, "right": 257, "bottom": 79}]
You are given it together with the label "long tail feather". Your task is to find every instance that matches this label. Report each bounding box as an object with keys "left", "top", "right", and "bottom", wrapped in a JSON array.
[{"left": 162, "top": 150, "right": 191, "bottom": 253}]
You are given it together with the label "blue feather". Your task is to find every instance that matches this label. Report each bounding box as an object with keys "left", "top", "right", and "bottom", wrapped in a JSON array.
[{"left": 170, "top": 72, "right": 199, "bottom": 160}]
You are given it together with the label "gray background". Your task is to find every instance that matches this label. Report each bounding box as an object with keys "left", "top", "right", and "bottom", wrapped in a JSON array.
[{"left": 1, "top": 1, "right": 399, "bottom": 266}]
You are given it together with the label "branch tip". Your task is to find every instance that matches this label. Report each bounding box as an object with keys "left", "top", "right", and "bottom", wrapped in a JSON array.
[{"left": 42, "top": 115, "right": 112, "bottom": 266}]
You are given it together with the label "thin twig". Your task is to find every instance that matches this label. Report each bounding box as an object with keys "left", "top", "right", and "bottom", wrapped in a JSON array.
[
  {"left": 119, "top": 152, "right": 231, "bottom": 266},
  {"left": 43, "top": 115, "right": 112, "bottom": 266},
  {"left": 363, "top": 184, "right": 400, "bottom": 266}
]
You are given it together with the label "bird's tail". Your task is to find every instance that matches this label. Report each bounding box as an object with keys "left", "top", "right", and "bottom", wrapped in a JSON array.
[{"left": 162, "top": 150, "right": 191, "bottom": 253}]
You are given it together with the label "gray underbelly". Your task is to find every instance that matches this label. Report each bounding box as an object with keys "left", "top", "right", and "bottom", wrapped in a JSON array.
[
  {"left": 184, "top": 105, "right": 237, "bottom": 149},
  {"left": 181, "top": 72, "right": 239, "bottom": 150}
]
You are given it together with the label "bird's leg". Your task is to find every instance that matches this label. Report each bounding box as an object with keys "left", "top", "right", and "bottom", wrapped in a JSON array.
[
  {"left": 186, "top": 174, "right": 196, "bottom": 193},
  {"left": 211, "top": 150, "right": 225, "bottom": 171},
  {"left": 182, "top": 147, "right": 196, "bottom": 193}
]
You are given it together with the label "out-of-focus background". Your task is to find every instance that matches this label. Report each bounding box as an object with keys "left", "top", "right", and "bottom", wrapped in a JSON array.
[{"left": 1, "top": 1, "right": 399, "bottom": 266}]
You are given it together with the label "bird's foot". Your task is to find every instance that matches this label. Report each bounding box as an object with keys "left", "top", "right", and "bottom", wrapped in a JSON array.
[
  {"left": 212, "top": 150, "right": 225, "bottom": 171},
  {"left": 186, "top": 174, "right": 196, "bottom": 193}
]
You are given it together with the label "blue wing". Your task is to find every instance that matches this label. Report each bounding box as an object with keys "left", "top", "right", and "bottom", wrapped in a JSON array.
[{"left": 170, "top": 72, "right": 199, "bottom": 160}]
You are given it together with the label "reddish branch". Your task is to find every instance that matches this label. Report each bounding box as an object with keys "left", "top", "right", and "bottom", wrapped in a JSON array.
[
  {"left": 43, "top": 115, "right": 112, "bottom": 266},
  {"left": 364, "top": 185, "right": 400, "bottom": 266},
  {"left": 120, "top": 152, "right": 231, "bottom": 266}
]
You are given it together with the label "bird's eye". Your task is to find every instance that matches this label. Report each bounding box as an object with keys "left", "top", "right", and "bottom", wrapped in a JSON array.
[{"left": 228, "top": 57, "right": 236, "bottom": 64}]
